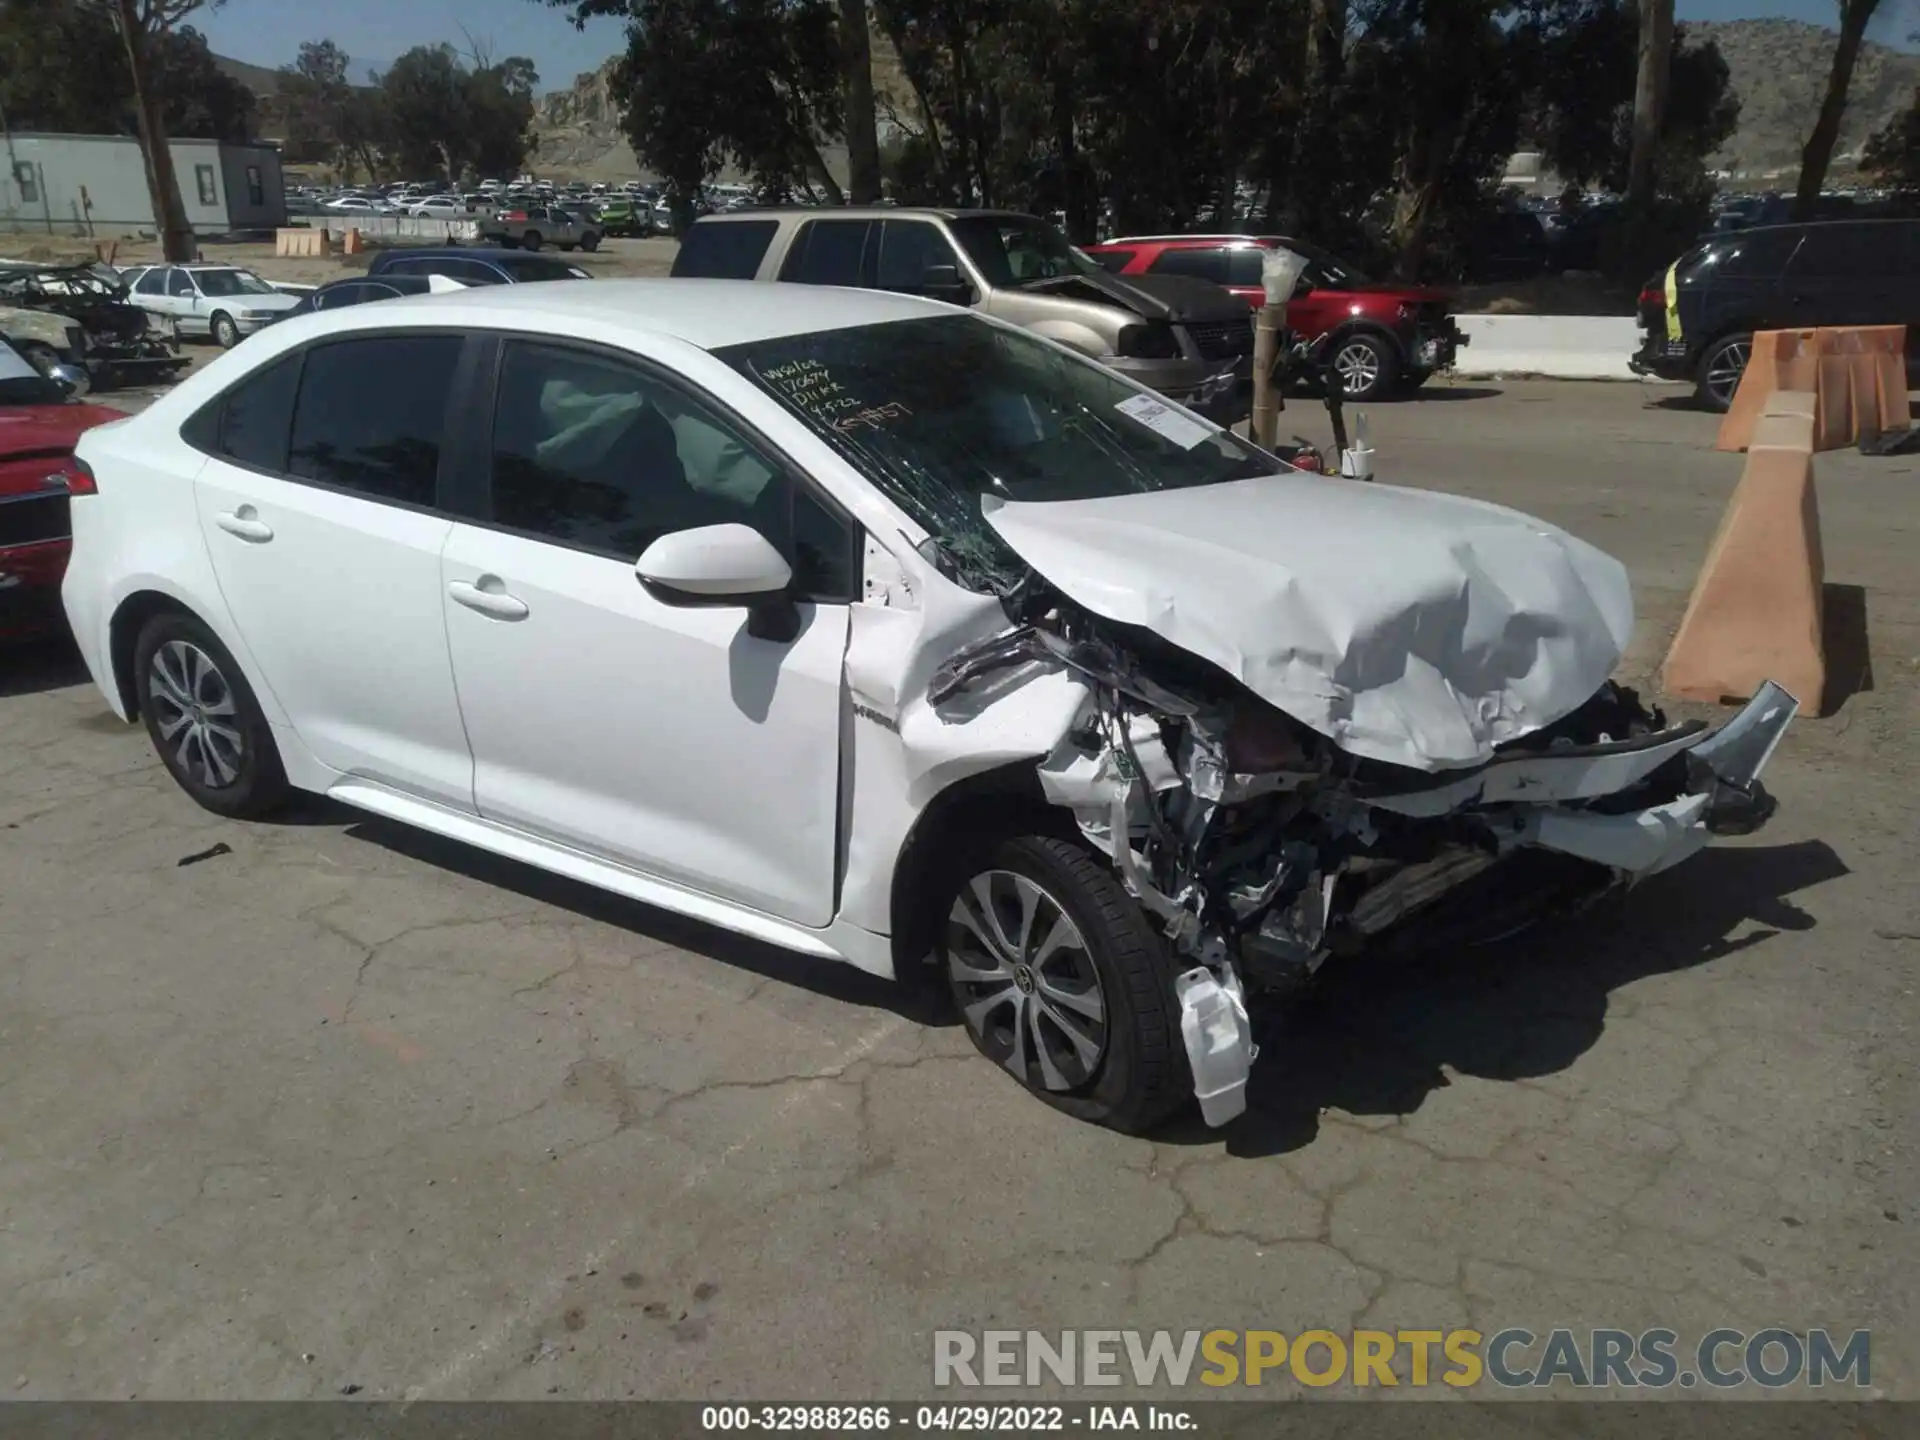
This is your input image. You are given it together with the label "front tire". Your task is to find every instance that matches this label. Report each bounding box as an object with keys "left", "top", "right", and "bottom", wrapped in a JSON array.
[
  {"left": 133, "top": 611, "right": 288, "bottom": 819},
  {"left": 580, "top": 232, "right": 600, "bottom": 253},
  {"left": 1330, "top": 333, "right": 1399, "bottom": 401},
  {"left": 210, "top": 311, "right": 239, "bottom": 348},
  {"left": 1696, "top": 331, "right": 1751, "bottom": 413},
  {"left": 941, "top": 836, "right": 1186, "bottom": 1133}
]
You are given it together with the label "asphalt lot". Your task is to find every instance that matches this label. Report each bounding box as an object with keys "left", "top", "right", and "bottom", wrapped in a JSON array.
[{"left": 2, "top": 379, "right": 1915, "bottom": 1401}]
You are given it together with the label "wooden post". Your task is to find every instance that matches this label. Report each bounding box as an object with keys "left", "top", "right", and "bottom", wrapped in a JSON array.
[{"left": 1252, "top": 302, "right": 1284, "bottom": 449}]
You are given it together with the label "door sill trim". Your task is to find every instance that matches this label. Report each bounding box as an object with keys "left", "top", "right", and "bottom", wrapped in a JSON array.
[{"left": 326, "top": 778, "right": 891, "bottom": 975}]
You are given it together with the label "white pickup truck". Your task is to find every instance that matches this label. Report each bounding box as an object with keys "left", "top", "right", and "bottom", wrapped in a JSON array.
[{"left": 476, "top": 204, "right": 602, "bottom": 253}]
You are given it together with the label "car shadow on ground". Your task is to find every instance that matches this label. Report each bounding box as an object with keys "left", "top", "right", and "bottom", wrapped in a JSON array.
[
  {"left": 1406, "top": 384, "right": 1506, "bottom": 403},
  {"left": 0, "top": 635, "right": 90, "bottom": 698},
  {"left": 336, "top": 813, "right": 947, "bottom": 1025},
  {"left": 1153, "top": 837, "right": 1850, "bottom": 1158}
]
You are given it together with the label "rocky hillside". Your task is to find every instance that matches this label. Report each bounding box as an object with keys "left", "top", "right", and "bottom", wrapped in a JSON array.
[
  {"left": 527, "top": 32, "right": 913, "bottom": 182},
  {"left": 1689, "top": 18, "right": 1920, "bottom": 177}
]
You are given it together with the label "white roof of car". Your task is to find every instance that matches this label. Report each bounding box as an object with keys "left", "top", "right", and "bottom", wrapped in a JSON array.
[{"left": 358, "top": 278, "right": 950, "bottom": 350}]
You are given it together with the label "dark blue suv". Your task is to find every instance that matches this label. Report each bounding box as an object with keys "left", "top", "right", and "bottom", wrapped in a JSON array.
[{"left": 363, "top": 247, "right": 593, "bottom": 286}]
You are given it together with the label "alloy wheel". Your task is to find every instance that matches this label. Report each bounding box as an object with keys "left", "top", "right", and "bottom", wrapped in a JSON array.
[
  {"left": 946, "top": 870, "right": 1108, "bottom": 1092},
  {"left": 148, "top": 640, "right": 245, "bottom": 789},
  {"left": 1333, "top": 340, "right": 1381, "bottom": 397},
  {"left": 1705, "top": 339, "right": 1750, "bottom": 408}
]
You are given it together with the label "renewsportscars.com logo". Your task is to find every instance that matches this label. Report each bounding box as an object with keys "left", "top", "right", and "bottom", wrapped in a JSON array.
[{"left": 932, "top": 1328, "right": 1872, "bottom": 1391}]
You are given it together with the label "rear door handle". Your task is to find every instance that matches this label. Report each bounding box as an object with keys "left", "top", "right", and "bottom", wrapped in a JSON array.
[
  {"left": 214, "top": 506, "right": 273, "bottom": 542},
  {"left": 447, "top": 577, "right": 529, "bottom": 621}
]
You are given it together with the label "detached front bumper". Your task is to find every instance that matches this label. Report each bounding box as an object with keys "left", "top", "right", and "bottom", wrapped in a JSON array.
[
  {"left": 1474, "top": 681, "right": 1798, "bottom": 879},
  {"left": 1409, "top": 317, "right": 1469, "bottom": 373}
]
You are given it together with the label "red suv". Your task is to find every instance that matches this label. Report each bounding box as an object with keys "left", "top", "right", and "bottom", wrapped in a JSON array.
[{"left": 1084, "top": 235, "right": 1466, "bottom": 401}]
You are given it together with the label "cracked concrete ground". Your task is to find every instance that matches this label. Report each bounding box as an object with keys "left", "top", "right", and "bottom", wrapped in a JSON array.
[{"left": 0, "top": 381, "right": 1913, "bottom": 1401}]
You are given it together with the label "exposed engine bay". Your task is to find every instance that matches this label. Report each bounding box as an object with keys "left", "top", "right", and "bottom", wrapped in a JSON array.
[{"left": 922, "top": 600, "right": 1797, "bottom": 1126}]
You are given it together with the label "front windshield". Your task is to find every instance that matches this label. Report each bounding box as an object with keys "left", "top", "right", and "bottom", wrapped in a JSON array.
[
  {"left": 949, "top": 217, "right": 1104, "bottom": 288},
  {"left": 195, "top": 269, "right": 275, "bottom": 297},
  {"left": 716, "top": 314, "right": 1285, "bottom": 590}
]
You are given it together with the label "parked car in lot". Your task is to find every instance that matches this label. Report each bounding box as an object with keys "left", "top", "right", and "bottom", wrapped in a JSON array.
[
  {"left": 61, "top": 280, "right": 1793, "bottom": 1131},
  {"left": 120, "top": 264, "right": 305, "bottom": 347},
  {"left": 1630, "top": 219, "right": 1920, "bottom": 410},
  {"left": 0, "top": 338, "right": 121, "bottom": 640},
  {"left": 364, "top": 248, "right": 593, "bottom": 286},
  {"left": 675, "top": 208, "right": 1256, "bottom": 421},
  {"left": 1084, "top": 234, "right": 1465, "bottom": 402},
  {"left": 478, "top": 204, "right": 601, "bottom": 252},
  {"left": 0, "top": 262, "right": 187, "bottom": 393},
  {"left": 269, "top": 273, "right": 467, "bottom": 320},
  {"left": 593, "top": 198, "right": 650, "bottom": 237}
]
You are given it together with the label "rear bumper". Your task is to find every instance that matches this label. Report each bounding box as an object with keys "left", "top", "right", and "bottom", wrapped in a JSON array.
[
  {"left": 1409, "top": 318, "right": 1468, "bottom": 373},
  {"left": 1631, "top": 332, "right": 1693, "bottom": 381}
]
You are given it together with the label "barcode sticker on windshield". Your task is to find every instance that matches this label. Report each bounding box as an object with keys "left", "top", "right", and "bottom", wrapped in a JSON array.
[{"left": 1114, "top": 392, "right": 1215, "bottom": 449}]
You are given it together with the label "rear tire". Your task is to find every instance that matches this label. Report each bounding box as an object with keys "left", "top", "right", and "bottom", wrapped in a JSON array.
[
  {"left": 939, "top": 835, "right": 1187, "bottom": 1133},
  {"left": 520, "top": 231, "right": 542, "bottom": 252},
  {"left": 133, "top": 610, "right": 288, "bottom": 819},
  {"left": 1695, "top": 331, "right": 1751, "bottom": 413}
]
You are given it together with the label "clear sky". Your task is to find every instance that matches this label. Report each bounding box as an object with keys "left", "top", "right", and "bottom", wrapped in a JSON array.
[{"left": 194, "top": 0, "right": 1920, "bottom": 91}]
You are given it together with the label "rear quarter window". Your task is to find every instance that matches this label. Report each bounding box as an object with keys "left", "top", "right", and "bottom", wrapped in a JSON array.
[{"left": 671, "top": 219, "right": 781, "bottom": 279}]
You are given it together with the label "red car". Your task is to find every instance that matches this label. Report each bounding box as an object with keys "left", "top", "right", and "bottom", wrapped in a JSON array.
[
  {"left": 0, "top": 342, "right": 119, "bottom": 642},
  {"left": 1084, "top": 235, "right": 1467, "bottom": 402}
]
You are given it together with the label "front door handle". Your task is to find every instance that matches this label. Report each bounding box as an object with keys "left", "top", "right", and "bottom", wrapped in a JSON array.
[
  {"left": 214, "top": 506, "right": 273, "bottom": 542},
  {"left": 447, "top": 577, "right": 529, "bottom": 621}
]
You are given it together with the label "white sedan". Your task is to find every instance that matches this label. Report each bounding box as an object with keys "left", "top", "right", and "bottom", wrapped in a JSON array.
[
  {"left": 119, "top": 264, "right": 304, "bottom": 347},
  {"left": 59, "top": 281, "right": 1794, "bottom": 1131}
]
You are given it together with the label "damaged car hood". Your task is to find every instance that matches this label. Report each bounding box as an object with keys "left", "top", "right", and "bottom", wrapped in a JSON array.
[{"left": 982, "top": 474, "right": 1634, "bottom": 771}]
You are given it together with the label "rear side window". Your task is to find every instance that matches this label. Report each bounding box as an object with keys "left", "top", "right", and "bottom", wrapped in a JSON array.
[
  {"left": 1710, "top": 231, "right": 1801, "bottom": 279},
  {"left": 1789, "top": 224, "right": 1911, "bottom": 279},
  {"left": 1088, "top": 248, "right": 1136, "bottom": 273},
  {"left": 672, "top": 219, "right": 780, "bottom": 279},
  {"left": 211, "top": 353, "right": 301, "bottom": 471},
  {"left": 288, "top": 335, "right": 462, "bottom": 506},
  {"left": 780, "top": 220, "right": 873, "bottom": 286},
  {"left": 1226, "top": 248, "right": 1267, "bottom": 287},
  {"left": 1148, "top": 247, "right": 1230, "bottom": 284}
]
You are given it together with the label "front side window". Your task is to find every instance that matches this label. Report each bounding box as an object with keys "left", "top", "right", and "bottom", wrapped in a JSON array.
[
  {"left": 717, "top": 314, "right": 1280, "bottom": 590},
  {"left": 875, "top": 220, "right": 962, "bottom": 294},
  {"left": 948, "top": 217, "right": 1102, "bottom": 288},
  {"left": 195, "top": 165, "right": 218, "bottom": 207},
  {"left": 195, "top": 268, "right": 275, "bottom": 297},
  {"left": 487, "top": 341, "right": 852, "bottom": 597},
  {"left": 781, "top": 220, "right": 872, "bottom": 286},
  {"left": 288, "top": 335, "right": 461, "bottom": 505}
]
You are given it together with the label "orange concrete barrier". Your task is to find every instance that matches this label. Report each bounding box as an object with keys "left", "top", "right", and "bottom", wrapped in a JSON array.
[
  {"left": 1719, "top": 325, "right": 1910, "bottom": 452},
  {"left": 342, "top": 227, "right": 364, "bottom": 255},
  {"left": 1664, "top": 412, "right": 1826, "bottom": 711},
  {"left": 1717, "top": 330, "right": 1816, "bottom": 452}
]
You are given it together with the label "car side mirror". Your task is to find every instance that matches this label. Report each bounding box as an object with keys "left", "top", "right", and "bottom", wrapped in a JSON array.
[
  {"left": 635, "top": 523, "right": 801, "bottom": 642},
  {"left": 922, "top": 263, "right": 974, "bottom": 305}
]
